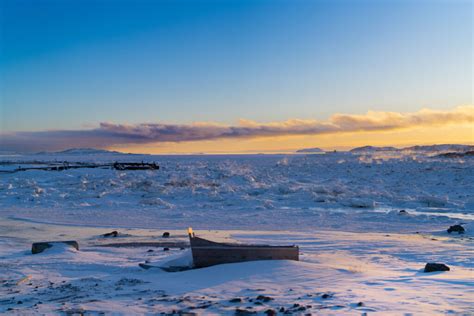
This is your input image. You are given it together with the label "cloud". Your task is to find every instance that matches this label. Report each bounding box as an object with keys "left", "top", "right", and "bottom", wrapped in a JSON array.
[{"left": 1, "top": 105, "right": 473, "bottom": 152}]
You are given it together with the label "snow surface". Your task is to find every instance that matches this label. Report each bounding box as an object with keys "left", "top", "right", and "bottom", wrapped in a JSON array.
[
  {"left": 1, "top": 152, "right": 472, "bottom": 231},
  {"left": 0, "top": 151, "right": 473, "bottom": 314}
]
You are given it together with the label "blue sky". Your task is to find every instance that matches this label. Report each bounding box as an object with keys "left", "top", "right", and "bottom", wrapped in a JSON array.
[{"left": 0, "top": 0, "right": 472, "bottom": 133}]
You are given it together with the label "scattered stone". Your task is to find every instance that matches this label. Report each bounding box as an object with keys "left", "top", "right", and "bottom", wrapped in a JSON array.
[
  {"left": 229, "top": 298, "right": 242, "bottom": 303},
  {"left": 447, "top": 225, "right": 465, "bottom": 234},
  {"left": 279, "top": 307, "right": 286, "bottom": 313},
  {"left": 424, "top": 263, "right": 450, "bottom": 273},
  {"left": 235, "top": 308, "right": 256, "bottom": 315},
  {"left": 162, "top": 232, "right": 170, "bottom": 238},
  {"left": 264, "top": 309, "right": 277, "bottom": 316},
  {"left": 103, "top": 231, "right": 119, "bottom": 237},
  {"left": 32, "top": 241, "right": 79, "bottom": 254},
  {"left": 256, "top": 295, "right": 273, "bottom": 302},
  {"left": 293, "top": 303, "right": 300, "bottom": 307}
]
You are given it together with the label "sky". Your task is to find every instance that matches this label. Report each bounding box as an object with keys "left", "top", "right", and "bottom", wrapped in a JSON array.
[{"left": 0, "top": 0, "right": 472, "bottom": 153}]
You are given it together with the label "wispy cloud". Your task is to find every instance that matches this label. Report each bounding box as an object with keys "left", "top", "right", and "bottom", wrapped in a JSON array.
[{"left": 1, "top": 106, "right": 473, "bottom": 152}]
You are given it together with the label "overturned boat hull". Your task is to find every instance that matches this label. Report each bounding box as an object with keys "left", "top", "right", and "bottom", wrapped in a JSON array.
[{"left": 189, "top": 231, "right": 299, "bottom": 268}]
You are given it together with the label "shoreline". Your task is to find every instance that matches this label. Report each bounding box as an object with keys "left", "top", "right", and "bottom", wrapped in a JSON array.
[{"left": 1, "top": 216, "right": 472, "bottom": 314}]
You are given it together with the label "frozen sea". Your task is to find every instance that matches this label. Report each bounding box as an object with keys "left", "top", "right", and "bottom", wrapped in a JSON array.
[
  {"left": 1, "top": 151, "right": 473, "bottom": 314},
  {"left": 1, "top": 151, "right": 473, "bottom": 232}
]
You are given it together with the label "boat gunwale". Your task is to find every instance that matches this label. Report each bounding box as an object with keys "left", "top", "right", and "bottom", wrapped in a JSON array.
[
  {"left": 189, "top": 235, "right": 297, "bottom": 249},
  {"left": 191, "top": 245, "right": 298, "bottom": 249}
]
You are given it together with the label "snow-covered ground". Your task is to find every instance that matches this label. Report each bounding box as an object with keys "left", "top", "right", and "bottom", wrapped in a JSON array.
[{"left": 1, "top": 151, "right": 473, "bottom": 314}]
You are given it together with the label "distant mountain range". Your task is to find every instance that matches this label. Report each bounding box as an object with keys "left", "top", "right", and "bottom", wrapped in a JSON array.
[
  {"left": 349, "top": 146, "right": 398, "bottom": 153},
  {"left": 350, "top": 144, "right": 474, "bottom": 153},
  {"left": 295, "top": 147, "right": 324, "bottom": 153},
  {"left": 28, "top": 145, "right": 474, "bottom": 156},
  {"left": 402, "top": 144, "right": 474, "bottom": 153},
  {"left": 34, "top": 148, "right": 140, "bottom": 155}
]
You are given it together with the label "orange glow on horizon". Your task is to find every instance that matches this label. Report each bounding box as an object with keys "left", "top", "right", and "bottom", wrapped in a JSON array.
[{"left": 108, "top": 123, "right": 474, "bottom": 154}]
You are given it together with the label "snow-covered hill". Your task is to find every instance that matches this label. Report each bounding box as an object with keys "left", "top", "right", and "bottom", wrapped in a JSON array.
[
  {"left": 402, "top": 144, "right": 474, "bottom": 153},
  {"left": 350, "top": 144, "right": 474, "bottom": 154},
  {"left": 349, "top": 146, "right": 398, "bottom": 153},
  {"left": 34, "top": 148, "right": 137, "bottom": 156},
  {"left": 295, "top": 147, "right": 324, "bottom": 153}
]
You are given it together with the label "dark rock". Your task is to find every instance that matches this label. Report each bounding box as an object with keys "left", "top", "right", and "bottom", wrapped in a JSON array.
[
  {"left": 229, "top": 298, "right": 242, "bottom": 303},
  {"left": 293, "top": 303, "right": 300, "bottom": 307},
  {"left": 279, "top": 307, "right": 286, "bottom": 313},
  {"left": 399, "top": 210, "right": 407, "bottom": 214},
  {"left": 447, "top": 225, "right": 465, "bottom": 234},
  {"left": 254, "top": 301, "right": 263, "bottom": 305},
  {"left": 264, "top": 309, "right": 277, "bottom": 316},
  {"left": 162, "top": 232, "right": 170, "bottom": 238},
  {"left": 321, "top": 293, "right": 332, "bottom": 299},
  {"left": 32, "top": 241, "right": 79, "bottom": 254},
  {"left": 147, "top": 249, "right": 154, "bottom": 253},
  {"left": 163, "top": 248, "right": 170, "bottom": 251},
  {"left": 17, "top": 301, "right": 22, "bottom": 304},
  {"left": 424, "top": 263, "right": 450, "bottom": 272},
  {"left": 103, "top": 231, "right": 118, "bottom": 237},
  {"left": 256, "top": 295, "right": 273, "bottom": 302},
  {"left": 235, "top": 308, "right": 256, "bottom": 315},
  {"left": 357, "top": 302, "right": 364, "bottom": 307}
]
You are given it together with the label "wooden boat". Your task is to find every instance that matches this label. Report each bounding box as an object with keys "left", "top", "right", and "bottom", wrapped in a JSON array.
[
  {"left": 113, "top": 162, "right": 159, "bottom": 170},
  {"left": 188, "top": 228, "right": 299, "bottom": 268}
]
